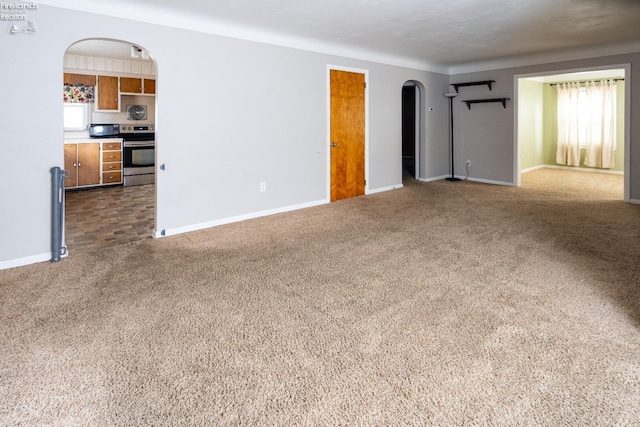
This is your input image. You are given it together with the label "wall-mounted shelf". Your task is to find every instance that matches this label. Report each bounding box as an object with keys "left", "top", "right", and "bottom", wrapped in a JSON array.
[
  {"left": 462, "top": 98, "right": 510, "bottom": 110},
  {"left": 451, "top": 80, "right": 495, "bottom": 93}
]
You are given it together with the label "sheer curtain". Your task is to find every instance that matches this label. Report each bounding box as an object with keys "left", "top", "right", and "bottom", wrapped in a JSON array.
[
  {"left": 584, "top": 80, "right": 616, "bottom": 168},
  {"left": 556, "top": 82, "right": 581, "bottom": 166},
  {"left": 556, "top": 80, "right": 617, "bottom": 168}
]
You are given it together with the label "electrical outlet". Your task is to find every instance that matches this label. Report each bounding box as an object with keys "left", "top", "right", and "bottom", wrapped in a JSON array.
[
  {"left": 466, "top": 160, "right": 471, "bottom": 166},
  {"left": 259, "top": 182, "right": 267, "bottom": 192}
]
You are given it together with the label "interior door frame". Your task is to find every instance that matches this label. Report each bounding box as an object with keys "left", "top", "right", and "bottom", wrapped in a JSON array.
[
  {"left": 326, "top": 65, "right": 369, "bottom": 202},
  {"left": 513, "top": 63, "right": 631, "bottom": 202},
  {"left": 402, "top": 81, "right": 422, "bottom": 180}
]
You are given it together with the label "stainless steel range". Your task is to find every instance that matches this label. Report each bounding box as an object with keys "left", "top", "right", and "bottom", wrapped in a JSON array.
[{"left": 119, "top": 124, "right": 155, "bottom": 187}]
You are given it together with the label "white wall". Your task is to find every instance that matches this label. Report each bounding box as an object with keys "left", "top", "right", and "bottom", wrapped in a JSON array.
[{"left": 0, "top": 5, "right": 449, "bottom": 268}]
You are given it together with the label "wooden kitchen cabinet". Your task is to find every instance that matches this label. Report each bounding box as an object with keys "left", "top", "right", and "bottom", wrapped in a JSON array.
[
  {"left": 64, "top": 144, "right": 78, "bottom": 188},
  {"left": 120, "top": 77, "right": 142, "bottom": 93},
  {"left": 64, "top": 143, "right": 101, "bottom": 188},
  {"left": 120, "top": 77, "right": 155, "bottom": 94},
  {"left": 143, "top": 79, "right": 156, "bottom": 94},
  {"left": 63, "top": 73, "right": 96, "bottom": 86},
  {"left": 96, "top": 75, "right": 119, "bottom": 111},
  {"left": 101, "top": 141, "right": 122, "bottom": 185}
]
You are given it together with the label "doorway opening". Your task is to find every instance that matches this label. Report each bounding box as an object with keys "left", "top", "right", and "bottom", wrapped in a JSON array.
[
  {"left": 402, "top": 82, "right": 419, "bottom": 180},
  {"left": 515, "top": 65, "right": 629, "bottom": 201},
  {"left": 62, "top": 38, "right": 157, "bottom": 252},
  {"left": 401, "top": 81, "right": 425, "bottom": 181}
]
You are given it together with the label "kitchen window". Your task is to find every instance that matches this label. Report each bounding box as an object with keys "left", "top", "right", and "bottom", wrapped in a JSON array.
[{"left": 63, "top": 103, "right": 89, "bottom": 130}]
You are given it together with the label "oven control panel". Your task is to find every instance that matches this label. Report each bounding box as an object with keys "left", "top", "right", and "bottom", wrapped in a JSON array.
[{"left": 119, "top": 124, "right": 155, "bottom": 133}]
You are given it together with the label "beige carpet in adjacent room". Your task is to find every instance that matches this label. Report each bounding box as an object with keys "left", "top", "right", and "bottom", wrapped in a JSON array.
[{"left": 1, "top": 169, "right": 639, "bottom": 425}]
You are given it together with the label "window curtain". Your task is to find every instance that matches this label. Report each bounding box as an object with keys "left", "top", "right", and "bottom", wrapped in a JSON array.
[
  {"left": 556, "top": 80, "right": 617, "bottom": 169},
  {"left": 556, "top": 82, "right": 581, "bottom": 166},
  {"left": 63, "top": 84, "right": 94, "bottom": 103},
  {"left": 584, "top": 80, "right": 616, "bottom": 168}
]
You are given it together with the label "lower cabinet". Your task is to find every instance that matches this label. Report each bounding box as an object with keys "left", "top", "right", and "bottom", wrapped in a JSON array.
[
  {"left": 101, "top": 142, "right": 122, "bottom": 185},
  {"left": 64, "top": 140, "right": 123, "bottom": 189},
  {"left": 64, "top": 143, "right": 100, "bottom": 188}
]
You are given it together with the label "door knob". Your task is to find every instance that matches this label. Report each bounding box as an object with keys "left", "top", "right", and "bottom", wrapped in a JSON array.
[{"left": 331, "top": 142, "right": 338, "bottom": 147}]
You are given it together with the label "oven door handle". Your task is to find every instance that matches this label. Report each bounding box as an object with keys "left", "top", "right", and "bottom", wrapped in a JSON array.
[{"left": 124, "top": 141, "right": 155, "bottom": 147}]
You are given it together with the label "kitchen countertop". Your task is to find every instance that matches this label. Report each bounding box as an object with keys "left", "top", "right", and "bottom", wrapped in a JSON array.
[{"left": 64, "top": 137, "right": 123, "bottom": 143}]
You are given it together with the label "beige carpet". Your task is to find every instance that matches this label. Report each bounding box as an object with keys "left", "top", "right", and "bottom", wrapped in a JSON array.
[{"left": 1, "top": 169, "right": 639, "bottom": 425}]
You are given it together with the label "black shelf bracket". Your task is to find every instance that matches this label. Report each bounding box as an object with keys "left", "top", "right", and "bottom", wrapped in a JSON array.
[
  {"left": 463, "top": 98, "right": 510, "bottom": 110},
  {"left": 451, "top": 80, "right": 495, "bottom": 93}
]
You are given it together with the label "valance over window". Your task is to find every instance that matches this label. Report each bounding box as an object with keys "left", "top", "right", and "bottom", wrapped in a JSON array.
[{"left": 63, "top": 84, "right": 94, "bottom": 104}]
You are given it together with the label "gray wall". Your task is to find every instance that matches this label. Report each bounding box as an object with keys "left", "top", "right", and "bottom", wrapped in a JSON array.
[{"left": 0, "top": 5, "right": 449, "bottom": 267}]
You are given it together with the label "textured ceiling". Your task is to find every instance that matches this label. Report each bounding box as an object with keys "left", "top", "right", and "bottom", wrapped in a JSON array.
[{"left": 52, "top": 0, "right": 640, "bottom": 73}]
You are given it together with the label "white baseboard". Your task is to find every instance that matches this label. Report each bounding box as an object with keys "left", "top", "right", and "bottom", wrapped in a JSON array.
[
  {"left": 154, "top": 199, "right": 329, "bottom": 238},
  {"left": 367, "top": 184, "right": 403, "bottom": 194},
  {"left": 466, "top": 177, "right": 516, "bottom": 186},
  {"left": 521, "top": 165, "right": 546, "bottom": 174},
  {"left": 157, "top": 183, "right": 412, "bottom": 239},
  {"left": 629, "top": 199, "right": 640, "bottom": 205},
  {"left": 526, "top": 164, "right": 624, "bottom": 175},
  {"left": 418, "top": 174, "right": 514, "bottom": 186},
  {"left": 418, "top": 175, "right": 450, "bottom": 182},
  {"left": 0, "top": 252, "right": 52, "bottom": 271}
]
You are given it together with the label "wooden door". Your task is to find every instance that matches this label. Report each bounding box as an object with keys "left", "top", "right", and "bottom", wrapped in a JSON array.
[
  {"left": 64, "top": 143, "right": 78, "bottom": 188},
  {"left": 77, "top": 143, "right": 101, "bottom": 186},
  {"left": 330, "top": 70, "right": 365, "bottom": 201}
]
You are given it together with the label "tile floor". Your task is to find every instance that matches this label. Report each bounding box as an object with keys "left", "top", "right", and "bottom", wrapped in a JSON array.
[{"left": 64, "top": 184, "right": 155, "bottom": 252}]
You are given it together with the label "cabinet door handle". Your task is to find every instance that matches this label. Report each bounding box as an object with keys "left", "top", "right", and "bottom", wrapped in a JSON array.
[
  {"left": 78, "top": 162, "right": 81, "bottom": 167},
  {"left": 73, "top": 162, "right": 77, "bottom": 168},
  {"left": 109, "top": 155, "right": 116, "bottom": 158}
]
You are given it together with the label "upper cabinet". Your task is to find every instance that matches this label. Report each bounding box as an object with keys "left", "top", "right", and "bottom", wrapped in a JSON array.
[
  {"left": 67, "top": 73, "right": 155, "bottom": 112},
  {"left": 64, "top": 73, "right": 96, "bottom": 86},
  {"left": 120, "top": 77, "right": 156, "bottom": 95},
  {"left": 120, "top": 77, "right": 141, "bottom": 93},
  {"left": 143, "top": 79, "right": 156, "bottom": 95},
  {"left": 64, "top": 49, "right": 156, "bottom": 111},
  {"left": 96, "top": 75, "right": 119, "bottom": 111}
]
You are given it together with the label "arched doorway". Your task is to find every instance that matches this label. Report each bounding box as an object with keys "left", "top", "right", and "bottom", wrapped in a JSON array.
[
  {"left": 402, "top": 81, "right": 423, "bottom": 180},
  {"left": 62, "top": 38, "right": 157, "bottom": 252}
]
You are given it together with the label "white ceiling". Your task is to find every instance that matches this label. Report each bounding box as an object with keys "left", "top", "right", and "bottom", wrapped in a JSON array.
[{"left": 52, "top": 0, "right": 640, "bottom": 73}]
